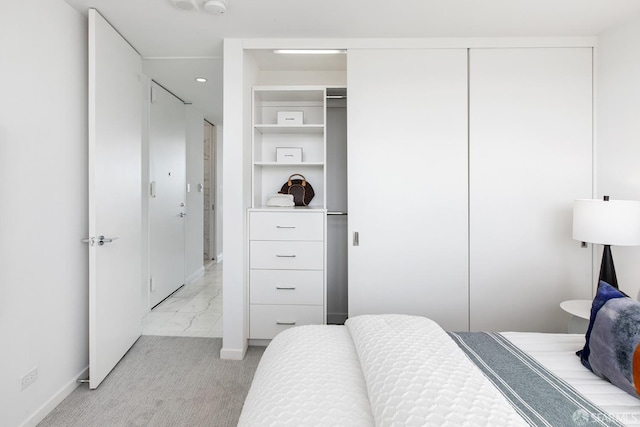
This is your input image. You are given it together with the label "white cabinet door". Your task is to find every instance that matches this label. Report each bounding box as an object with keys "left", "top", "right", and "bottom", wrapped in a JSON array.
[
  {"left": 469, "top": 48, "right": 593, "bottom": 332},
  {"left": 347, "top": 49, "right": 469, "bottom": 331}
]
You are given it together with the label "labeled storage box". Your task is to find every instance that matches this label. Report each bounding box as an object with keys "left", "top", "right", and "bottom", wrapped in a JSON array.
[
  {"left": 276, "top": 147, "right": 302, "bottom": 163},
  {"left": 277, "top": 111, "right": 304, "bottom": 125}
]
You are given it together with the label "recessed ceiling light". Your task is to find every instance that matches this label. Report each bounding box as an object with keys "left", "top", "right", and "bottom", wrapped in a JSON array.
[
  {"left": 169, "top": 0, "right": 196, "bottom": 10},
  {"left": 195, "top": 77, "right": 208, "bottom": 83},
  {"left": 273, "top": 49, "right": 346, "bottom": 55}
]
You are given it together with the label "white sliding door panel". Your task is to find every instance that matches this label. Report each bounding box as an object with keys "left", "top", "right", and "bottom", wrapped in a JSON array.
[
  {"left": 88, "top": 9, "right": 142, "bottom": 389},
  {"left": 149, "top": 82, "right": 186, "bottom": 307},
  {"left": 469, "top": 48, "right": 593, "bottom": 332},
  {"left": 347, "top": 49, "right": 469, "bottom": 331}
]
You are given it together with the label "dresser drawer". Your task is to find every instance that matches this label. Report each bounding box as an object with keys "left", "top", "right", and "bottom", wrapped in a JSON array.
[
  {"left": 250, "top": 270, "right": 324, "bottom": 305},
  {"left": 250, "top": 241, "right": 323, "bottom": 270},
  {"left": 250, "top": 304, "right": 324, "bottom": 339},
  {"left": 249, "top": 211, "right": 324, "bottom": 241}
]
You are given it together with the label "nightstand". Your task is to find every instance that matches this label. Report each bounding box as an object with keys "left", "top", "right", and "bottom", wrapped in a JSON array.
[{"left": 560, "top": 299, "right": 592, "bottom": 334}]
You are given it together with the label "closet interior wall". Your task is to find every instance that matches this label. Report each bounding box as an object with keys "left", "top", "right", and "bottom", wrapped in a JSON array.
[{"left": 326, "top": 89, "right": 348, "bottom": 324}]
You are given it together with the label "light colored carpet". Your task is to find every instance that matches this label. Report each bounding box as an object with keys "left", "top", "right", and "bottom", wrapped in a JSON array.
[{"left": 39, "top": 336, "right": 265, "bottom": 427}]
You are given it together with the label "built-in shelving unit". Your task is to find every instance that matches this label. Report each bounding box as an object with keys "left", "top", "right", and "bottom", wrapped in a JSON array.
[
  {"left": 252, "top": 86, "right": 327, "bottom": 208},
  {"left": 248, "top": 86, "right": 328, "bottom": 340}
]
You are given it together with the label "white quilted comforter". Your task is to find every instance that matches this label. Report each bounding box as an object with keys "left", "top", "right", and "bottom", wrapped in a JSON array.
[{"left": 238, "top": 314, "right": 528, "bottom": 426}]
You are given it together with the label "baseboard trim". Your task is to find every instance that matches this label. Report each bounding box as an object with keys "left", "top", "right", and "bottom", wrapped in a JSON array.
[
  {"left": 220, "top": 345, "right": 247, "bottom": 360},
  {"left": 20, "top": 366, "right": 89, "bottom": 427},
  {"left": 185, "top": 266, "right": 205, "bottom": 284}
]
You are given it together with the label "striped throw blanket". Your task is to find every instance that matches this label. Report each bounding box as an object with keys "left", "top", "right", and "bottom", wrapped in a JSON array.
[{"left": 449, "top": 332, "right": 625, "bottom": 427}]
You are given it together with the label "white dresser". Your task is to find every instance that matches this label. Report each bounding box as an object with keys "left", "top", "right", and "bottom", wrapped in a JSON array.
[{"left": 248, "top": 209, "right": 326, "bottom": 339}]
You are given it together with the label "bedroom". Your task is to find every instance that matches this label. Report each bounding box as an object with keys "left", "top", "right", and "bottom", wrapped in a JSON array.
[{"left": 3, "top": 1, "right": 640, "bottom": 426}]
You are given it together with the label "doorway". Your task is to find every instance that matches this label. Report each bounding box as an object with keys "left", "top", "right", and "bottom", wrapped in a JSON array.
[
  {"left": 148, "top": 81, "right": 187, "bottom": 308},
  {"left": 203, "top": 121, "right": 216, "bottom": 263}
]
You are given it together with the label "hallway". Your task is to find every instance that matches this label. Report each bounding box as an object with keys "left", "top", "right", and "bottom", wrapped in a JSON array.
[{"left": 142, "top": 262, "right": 222, "bottom": 337}]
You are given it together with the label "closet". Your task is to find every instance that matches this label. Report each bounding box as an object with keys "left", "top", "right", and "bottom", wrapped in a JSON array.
[
  {"left": 326, "top": 87, "right": 348, "bottom": 325},
  {"left": 237, "top": 44, "right": 593, "bottom": 340},
  {"left": 347, "top": 47, "right": 592, "bottom": 332}
]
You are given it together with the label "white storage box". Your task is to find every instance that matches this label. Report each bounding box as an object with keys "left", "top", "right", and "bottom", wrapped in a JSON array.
[
  {"left": 276, "top": 147, "right": 302, "bottom": 163},
  {"left": 277, "top": 111, "right": 303, "bottom": 125}
]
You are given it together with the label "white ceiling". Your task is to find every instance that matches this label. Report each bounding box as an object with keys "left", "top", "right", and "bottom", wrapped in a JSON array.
[{"left": 63, "top": 0, "right": 640, "bottom": 124}]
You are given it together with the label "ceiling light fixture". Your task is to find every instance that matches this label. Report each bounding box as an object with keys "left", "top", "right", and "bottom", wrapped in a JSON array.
[
  {"left": 195, "top": 77, "right": 208, "bottom": 83},
  {"left": 169, "top": 0, "right": 197, "bottom": 10},
  {"left": 204, "top": 0, "right": 227, "bottom": 14},
  {"left": 273, "top": 49, "right": 347, "bottom": 55}
]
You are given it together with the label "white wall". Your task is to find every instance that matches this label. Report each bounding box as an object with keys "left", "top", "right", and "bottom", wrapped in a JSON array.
[
  {"left": 185, "top": 105, "right": 205, "bottom": 280},
  {"left": 220, "top": 39, "right": 253, "bottom": 359},
  {"left": 0, "top": 1, "right": 88, "bottom": 426},
  {"left": 596, "top": 17, "right": 640, "bottom": 299}
]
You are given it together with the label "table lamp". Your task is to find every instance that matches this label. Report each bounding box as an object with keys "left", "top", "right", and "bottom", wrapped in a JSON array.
[{"left": 573, "top": 196, "right": 640, "bottom": 289}]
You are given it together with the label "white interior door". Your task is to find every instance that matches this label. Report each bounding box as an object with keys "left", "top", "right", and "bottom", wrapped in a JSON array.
[
  {"left": 347, "top": 49, "right": 469, "bottom": 331},
  {"left": 149, "top": 82, "right": 186, "bottom": 307},
  {"left": 469, "top": 48, "right": 593, "bottom": 332},
  {"left": 88, "top": 9, "right": 142, "bottom": 389}
]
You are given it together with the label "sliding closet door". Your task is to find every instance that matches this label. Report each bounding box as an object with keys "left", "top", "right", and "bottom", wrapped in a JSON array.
[
  {"left": 469, "top": 48, "right": 592, "bottom": 332},
  {"left": 347, "top": 49, "right": 469, "bottom": 331}
]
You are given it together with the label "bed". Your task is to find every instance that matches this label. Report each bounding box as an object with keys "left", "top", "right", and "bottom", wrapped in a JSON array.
[{"left": 238, "top": 284, "right": 640, "bottom": 426}]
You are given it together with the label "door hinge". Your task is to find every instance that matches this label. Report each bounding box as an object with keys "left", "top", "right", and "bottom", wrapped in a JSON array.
[{"left": 150, "top": 181, "right": 156, "bottom": 198}]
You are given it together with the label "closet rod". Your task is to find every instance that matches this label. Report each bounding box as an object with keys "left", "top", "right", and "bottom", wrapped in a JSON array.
[{"left": 327, "top": 211, "right": 348, "bottom": 216}]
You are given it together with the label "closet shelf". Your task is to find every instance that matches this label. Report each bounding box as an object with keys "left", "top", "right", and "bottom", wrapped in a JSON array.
[
  {"left": 254, "top": 124, "right": 324, "bottom": 134},
  {"left": 254, "top": 162, "right": 325, "bottom": 167}
]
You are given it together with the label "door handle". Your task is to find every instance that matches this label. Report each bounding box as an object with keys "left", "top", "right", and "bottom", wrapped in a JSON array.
[
  {"left": 97, "top": 236, "right": 118, "bottom": 245},
  {"left": 179, "top": 212, "right": 188, "bottom": 218},
  {"left": 82, "top": 235, "right": 119, "bottom": 246}
]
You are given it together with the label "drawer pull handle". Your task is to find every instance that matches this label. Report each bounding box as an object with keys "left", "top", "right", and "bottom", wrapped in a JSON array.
[
  {"left": 276, "top": 321, "right": 296, "bottom": 326},
  {"left": 276, "top": 254, "right": 296, "bottom": 258},
  {"left": 276, "top": 286, "right": 296, "bottom": 290},
  {"left": 276, "top": 225, "right": 296, "bottom": 229}
]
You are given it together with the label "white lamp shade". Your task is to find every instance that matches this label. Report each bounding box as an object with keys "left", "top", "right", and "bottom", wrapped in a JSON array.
[{"left": 573, "top": 199, "right": 640, "bottom": 246}]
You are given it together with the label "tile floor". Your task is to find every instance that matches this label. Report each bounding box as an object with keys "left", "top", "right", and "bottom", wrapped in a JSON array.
[{"left": 142, "top": 261, "right": 223, "bottom": 338}]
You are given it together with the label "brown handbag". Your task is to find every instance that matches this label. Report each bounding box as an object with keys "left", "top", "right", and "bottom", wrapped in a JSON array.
[{"left": 279, "top": 174, "right": 315, "bottom": 206}]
